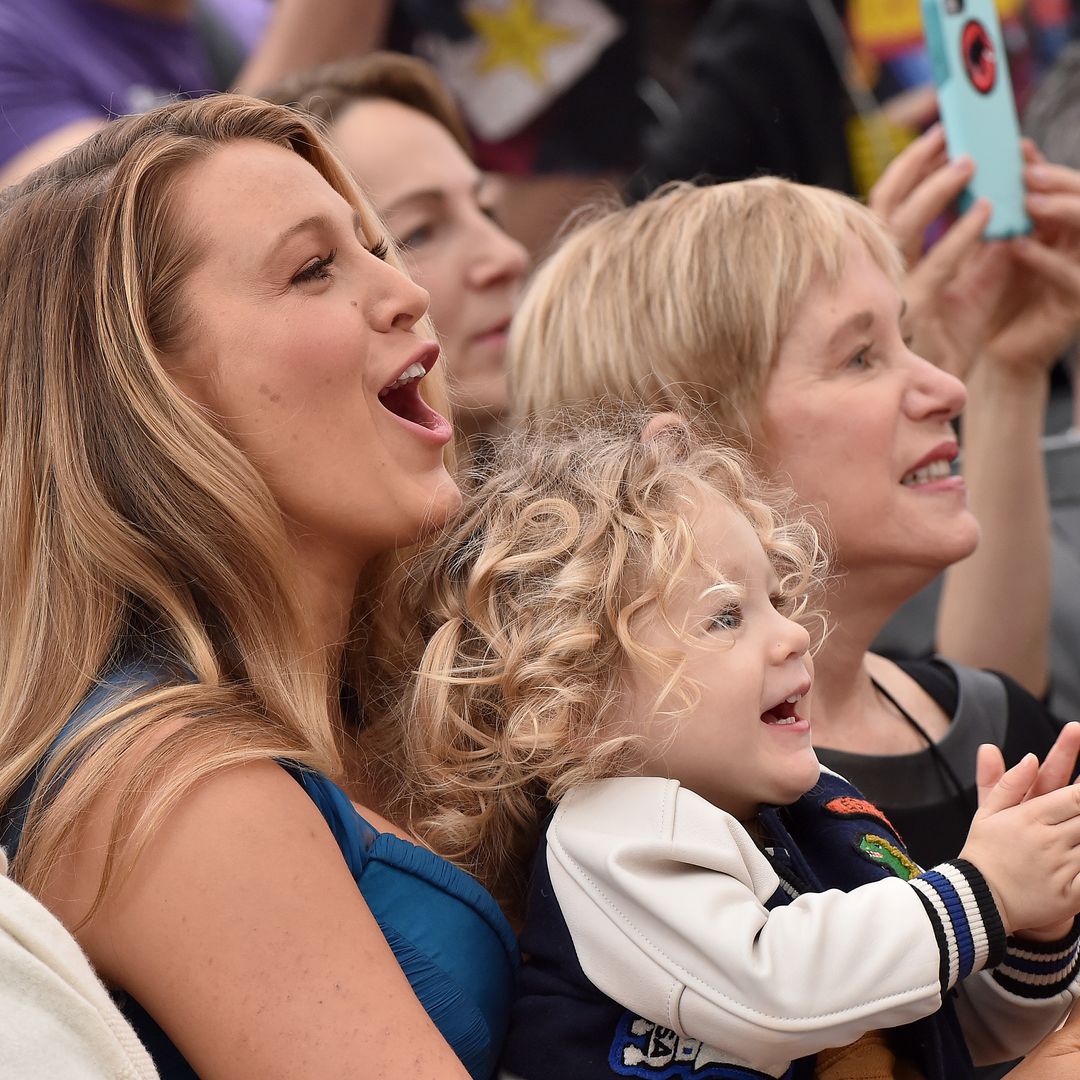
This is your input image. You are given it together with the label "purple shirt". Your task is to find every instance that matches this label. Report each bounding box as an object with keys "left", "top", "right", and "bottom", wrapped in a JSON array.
[{"left": 0, "top": 0, "right": 270, "bottom": 168}]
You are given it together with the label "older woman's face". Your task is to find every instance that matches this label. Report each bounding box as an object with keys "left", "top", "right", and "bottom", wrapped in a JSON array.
[
  {"left": 758, "top": 235, "right": 979, "bottom": 581},
  {"left": 331, "top": 99, "right": 528, "bottom": 432},
  {"left": 168, "top": 139, "right": 459, "bottom": 571}
]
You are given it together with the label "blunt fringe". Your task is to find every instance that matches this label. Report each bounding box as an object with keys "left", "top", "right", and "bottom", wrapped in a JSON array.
[{"left": 508, "top": 177, "right": 904, "bottom": 444}]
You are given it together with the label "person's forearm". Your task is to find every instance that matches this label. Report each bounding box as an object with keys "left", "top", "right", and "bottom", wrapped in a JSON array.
[
  {"left": 938, "top": 363, "right": 1051, "bottom": 695},
  {"left": 232, "top": 0, "right": 391, "bottom": 96}
]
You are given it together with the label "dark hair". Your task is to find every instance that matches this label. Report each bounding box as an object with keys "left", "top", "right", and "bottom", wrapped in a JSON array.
[{"left": 258, "top": 51, "right": 472, "bottom": 153}]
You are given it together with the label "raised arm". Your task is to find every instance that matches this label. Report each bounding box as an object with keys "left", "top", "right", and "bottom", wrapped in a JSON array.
[
  {"left": 48, "top": 754, "right": 472, "bottom": 1080},
  {"left": 869, "top": 131, "right": 1080, "bottom": 697}
]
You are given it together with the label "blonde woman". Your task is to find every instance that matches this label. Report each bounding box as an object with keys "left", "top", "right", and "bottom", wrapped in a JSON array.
[
  {"left": 506, "top": 175, "right": 1080, "bottom": 871},
  {"left": 261, "top": 53, "right": 529, "bottom": 447},
  {"left": 0, "top": 96, "right": 516, "bottom": 1079},
  {"left": 387, "top": 416, "right": 1080, "bottom": 1080}
]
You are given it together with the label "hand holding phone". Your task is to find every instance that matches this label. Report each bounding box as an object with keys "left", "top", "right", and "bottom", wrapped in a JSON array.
[{"left": 921, "top": 0, "right": 1032, "bottom": 238}]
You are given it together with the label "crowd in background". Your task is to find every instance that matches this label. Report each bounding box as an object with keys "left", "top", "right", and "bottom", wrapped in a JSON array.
[{"left": 4, "top": 1, "right": 1080, "bottom": 1077}]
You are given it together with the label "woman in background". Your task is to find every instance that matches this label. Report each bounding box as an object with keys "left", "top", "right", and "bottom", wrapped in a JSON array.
[{"left": 262, "top": 53, "right": 528, "bottom": 448}]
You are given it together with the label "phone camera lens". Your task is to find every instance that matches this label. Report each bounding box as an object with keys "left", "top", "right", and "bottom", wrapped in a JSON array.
[{"left": 945, "top": 0, "right": 964, "bottom": 12}]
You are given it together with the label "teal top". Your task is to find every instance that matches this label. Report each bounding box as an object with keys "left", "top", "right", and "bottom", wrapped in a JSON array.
[{"left": 0, "top": 661, "right": 519, "bottom": 1079}]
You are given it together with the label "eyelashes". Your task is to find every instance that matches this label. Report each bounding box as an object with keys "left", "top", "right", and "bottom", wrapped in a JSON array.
[{"left": 291, "top": 235, "right": 391, "bottom": 286}]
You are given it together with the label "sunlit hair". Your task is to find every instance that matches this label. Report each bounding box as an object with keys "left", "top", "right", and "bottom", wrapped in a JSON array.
[
  {"left": 0, "top": 94, "right": 452, "bottom": 909},
  {"left": 508, "top": 177, "right": 904, "bottom": 446},
  {"left": 258, "top": 51, "right": 472, "bottom": 153},
  {"left": 373, "top": 411, "right": 826, "bottom": 918}
]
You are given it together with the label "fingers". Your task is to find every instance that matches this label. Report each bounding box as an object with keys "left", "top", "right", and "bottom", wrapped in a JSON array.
[
  {"left": 870, "top": 124, "right": 947, "bottom": 220},
  {"left": 1026, "top": 161, "right": 1080, "bottom": 196},
  {"left": 1010, "top": 235, "right": 1080, "bottom": 299},
  {"left": 889, "top": 158, "right": 975, "bottom": 264},
  {"left": 1028, "top": 722, "right": 1080, "bottom": 800},
  {"left": 978, "top": 752, "right": 1039, "bottom": 815},
  {"left": 976, "top": 743, "right": 1006, "bottom": 807},
  {"left": 908, "top": 197, "right": 992, "bottom": 296},
  {"left": 1027, "top": 190, "right": 1080, "bottom": 234},
  {"left": 1030, "top": 781, "right": 1080, "bottom": 826}
]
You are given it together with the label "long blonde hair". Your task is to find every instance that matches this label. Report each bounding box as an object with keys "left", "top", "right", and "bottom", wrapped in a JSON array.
[
  {"left": 0, "top": 94, "right": 451, "bottom": 908},
  {"left": 377, "top": 413, "right": 825, "bottom": 918},
  {"left": 508, "top": 177, "right": 904, "bottom": 443}
]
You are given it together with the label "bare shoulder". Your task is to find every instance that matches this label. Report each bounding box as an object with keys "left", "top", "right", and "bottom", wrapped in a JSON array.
[{"left": 43, "top": 740, "right": 471, "bottom": 1079}]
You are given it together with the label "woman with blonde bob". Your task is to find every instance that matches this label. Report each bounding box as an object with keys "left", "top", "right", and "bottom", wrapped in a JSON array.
[
  {"left": 0, "top": 95, "right": 517, "bottom": 1079},
  {"left": 507, "top": 175, "right": 1080, "bottom": 870},
  {"left": 387, "top": 415, "right": 1080, "bottom": 1080}
]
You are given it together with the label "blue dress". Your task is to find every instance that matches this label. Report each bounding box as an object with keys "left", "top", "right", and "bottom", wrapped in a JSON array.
[{"left": 0, "top": 661, "right": 519, "bottom": 1079}]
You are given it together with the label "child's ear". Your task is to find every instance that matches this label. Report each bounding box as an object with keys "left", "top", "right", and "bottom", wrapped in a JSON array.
[{"left": 639, "top": 412, "right": 689, "bottom": 444}]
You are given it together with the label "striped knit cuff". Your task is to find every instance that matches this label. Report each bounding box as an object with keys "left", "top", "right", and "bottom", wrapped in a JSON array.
[
  {"left": 909, "top": 859, "right": 1007, "bottom": 995},
  {"left": 993, "top": 920, "right": 1080, "bottom": 999}
]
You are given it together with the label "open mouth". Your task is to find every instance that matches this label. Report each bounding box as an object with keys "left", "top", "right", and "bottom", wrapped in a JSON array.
[
  {"left": 378, "top": 347, "right": 452, "bottom": 442},
  {"left": 761, "top": 692, "right": 805, "bottom": 727}
]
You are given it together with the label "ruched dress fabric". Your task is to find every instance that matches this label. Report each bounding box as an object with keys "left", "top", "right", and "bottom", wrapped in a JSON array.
[{"left": 0, "top": 663, "right": 520, "bottom": 1080}]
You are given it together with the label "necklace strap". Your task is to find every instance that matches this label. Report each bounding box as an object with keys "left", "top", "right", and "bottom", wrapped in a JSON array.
[{"left": 869, "top": 675, "right": 976, "bottom": 815}]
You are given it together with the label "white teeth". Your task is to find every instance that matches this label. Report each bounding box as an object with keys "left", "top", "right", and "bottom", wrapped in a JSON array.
[
  {"left": 379, "top": 362, "right": 426, "bottom": 396},
  {"left": 785, "top": 694, "right": 801, "bottom": 704},
  {"left": 770, "top": 715, "right": 798, "bottom": 725},
  {"left": 901, "top": 459, "right": 952, "bottom": 486}
]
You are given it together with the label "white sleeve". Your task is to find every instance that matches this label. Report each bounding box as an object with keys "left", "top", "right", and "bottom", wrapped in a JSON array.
[
  {"left": 547, "top": 776, "right": 1006, "bottom": 1075},
  {"left": 954, "top": 924, "right": 1080, "bottom": 1065}
]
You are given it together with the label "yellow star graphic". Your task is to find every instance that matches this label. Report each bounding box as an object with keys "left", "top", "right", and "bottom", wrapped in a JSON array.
[{"left": 466, "top": 0, "right": 579, "bottom": 85}]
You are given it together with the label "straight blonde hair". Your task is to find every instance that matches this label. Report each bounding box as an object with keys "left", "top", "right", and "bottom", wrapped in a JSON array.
[
  {"left": 0, "top": 94, "right": 452, "bottom": 910},
  {"left": 508, "top": 177, "right": 904, "bottom": 444}
]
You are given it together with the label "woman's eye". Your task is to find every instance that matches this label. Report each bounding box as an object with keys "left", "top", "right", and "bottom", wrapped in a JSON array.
[
  {"left": 292, "top": 249, "right": 336, "bottom": 285},
  {"left": 368, "top": 237, "right": 390, "bottom": 261},
  {"left": 708, "top": 606, "right": 743, "bottom": 632},
  {"left": 400, "top": 223, "right": 435, "bottom": 249},
  {"left": 479, "top": 202, "right": 501, "bottom": 225},
  {"left": 847, "top": 349, "right": 871, "bottom": 370}
]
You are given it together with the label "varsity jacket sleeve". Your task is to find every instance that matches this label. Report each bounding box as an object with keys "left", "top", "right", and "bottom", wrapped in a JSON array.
[
  {"left": 952, "top": 923, "right": 1080, "bottom": 1065},
  {"left": 546, "top": 776, "right": 1009, "bottom": 1076}
]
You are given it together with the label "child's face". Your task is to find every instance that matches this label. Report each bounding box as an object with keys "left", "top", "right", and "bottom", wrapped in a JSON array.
[{"left": 624, "top": 497, "right": 819, "bottom": 822}]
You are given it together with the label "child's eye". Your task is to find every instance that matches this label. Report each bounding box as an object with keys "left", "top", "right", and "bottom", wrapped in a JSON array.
[
  {"left": 292, "top": 249, "right": 337, "bottom": 285},
  {"left": 708, "top": 605, "right": 743, "bottom": 632}
]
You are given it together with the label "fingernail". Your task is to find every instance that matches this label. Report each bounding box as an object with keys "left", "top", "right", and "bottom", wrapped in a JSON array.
[
  {"left": 1028, "top": 164, "right": 1050, "bottom": 184},
  {"left": 952, "top": 155, "right": 974, "bottom": 172}
]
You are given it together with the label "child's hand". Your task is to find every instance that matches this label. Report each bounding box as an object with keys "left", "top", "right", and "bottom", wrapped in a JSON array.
[
  {"left": 974, "top": 725, "right": 1080, "bottom": 941},
  {"left": 959, "top": 740, "right": 1080, "bottom": 936}
]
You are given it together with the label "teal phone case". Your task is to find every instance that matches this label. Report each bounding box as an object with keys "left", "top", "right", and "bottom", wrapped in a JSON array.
[{"left": 921, "top": 0, "right": 1032, "bottom": 238}]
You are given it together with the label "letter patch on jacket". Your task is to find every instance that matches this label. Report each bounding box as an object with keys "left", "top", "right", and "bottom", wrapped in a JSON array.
[{"left": 608, "top": 1013, "right": 790, "bottom": 1078}]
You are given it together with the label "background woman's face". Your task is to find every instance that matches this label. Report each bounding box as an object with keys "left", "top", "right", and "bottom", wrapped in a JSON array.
[
  {"left": 167, "top": 139, "right": 459, "bottom": 572},
  {"left": 332, "top": 99, "right": 528, "bottom": 432},
  {"left": 757, "top": 235, "right": 979, "bottom": 585}
]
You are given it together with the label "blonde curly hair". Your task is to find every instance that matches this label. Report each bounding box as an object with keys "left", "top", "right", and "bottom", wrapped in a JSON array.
[{"left": 375, "top": 411, "right": 826, "bottom": 918}]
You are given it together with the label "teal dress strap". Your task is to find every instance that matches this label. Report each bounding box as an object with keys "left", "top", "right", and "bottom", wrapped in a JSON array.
[{"left": 0, "top": 663, "right": 519, "bottom": 1079}]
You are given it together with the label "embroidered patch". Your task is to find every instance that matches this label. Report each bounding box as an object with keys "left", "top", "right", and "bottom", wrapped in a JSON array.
[
  {"left": 824, "top": 796, "right": 899, "bottom": 836},
  {"left": 608, "top": 1014, "right": 787, "bottom": 1078},
  {"left": 857, "top": 833, "right": 921, "bottom": 881}
]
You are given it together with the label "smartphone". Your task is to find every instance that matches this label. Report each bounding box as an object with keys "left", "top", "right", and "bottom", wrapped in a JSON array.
[{"left": 921, "top": 0, "right": 1032, "bottom": 238}]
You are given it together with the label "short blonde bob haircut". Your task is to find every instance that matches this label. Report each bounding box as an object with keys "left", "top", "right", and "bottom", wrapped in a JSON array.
[
  {"left": 0, "top": 94, "right": 451, "bottom": 909},
  {"left": 379, "top": 412, "right": 825, "bottom": 918},
  {"left": 508, "top": 177, "right": 904, "bottom": 444}
]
